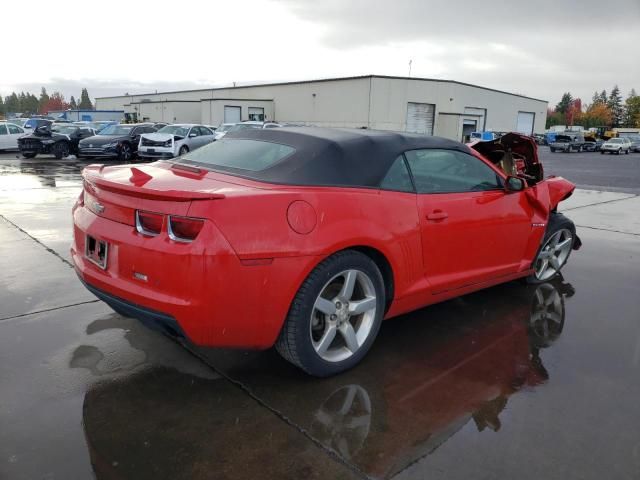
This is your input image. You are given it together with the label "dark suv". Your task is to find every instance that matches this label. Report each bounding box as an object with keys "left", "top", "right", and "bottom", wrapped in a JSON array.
[
  {"left": 18, "top": 124, "right": 96, "bottom": 159},
  {"left": 78, "top": 123, "right": 157, "bottom": 160}
]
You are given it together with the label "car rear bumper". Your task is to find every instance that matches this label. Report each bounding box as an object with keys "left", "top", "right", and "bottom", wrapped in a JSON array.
[
  {"left": 79, "top": 276, "right": 187, "bottom": 338},
  {"left": 71, "top": 204, "right": 317, "bottom": 349}
]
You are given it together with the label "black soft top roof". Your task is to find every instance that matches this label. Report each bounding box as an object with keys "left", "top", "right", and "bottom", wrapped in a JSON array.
[{"left": 223, "top": 127, "right": 471, "bottom": 187}]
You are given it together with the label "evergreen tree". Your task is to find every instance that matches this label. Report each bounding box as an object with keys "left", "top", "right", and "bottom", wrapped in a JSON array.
[
  {"left": 69, "top": 95, "right": 77, "bottom": 109},
  {"left": 5, "top": 93, "right": 20, "bottom": 114},
  {"left": 38, "top": 87, "right": 50, "bottom": 114},
  {"left": 0, "top": 96, "right": 4, "bottom": 117},
  {"left": 555, "top": 92, "right": 573, "bottom": 114},
  {"left": 599, "top": 90, "right": 607, "bottom": 103},
  {"left": 18, "top": 92, "right": 27, "bottom": 112},
  {"left": 78, "top": 88, "right": 93, "bottom": 109},
  {"left": 591, "top": 91, "right": 603, "bottom": 105},
  {"left": 624, "top": 89, "right": 640, "bottom": 127},
  {"left": 607, "top": 85, "right": 623, "bottom": 127},
  {"left": 24, "top": 93, "right": 39, "bottom": 114}
]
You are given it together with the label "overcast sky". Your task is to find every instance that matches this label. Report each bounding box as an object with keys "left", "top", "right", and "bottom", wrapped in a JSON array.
[{"left": 2, "top": 0, "right": 639, "bottom": 106}]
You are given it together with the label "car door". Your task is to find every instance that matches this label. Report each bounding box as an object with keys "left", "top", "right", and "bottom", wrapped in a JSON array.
[
  {"left": 404, "top": 148, "right": 534, "bottom": 294},
  {"left": 0, "top": 124, "right": 10, "bottom": 149},
  {"left": 199, "top": 126, "right": 215, "bottom": 147},
  {"left": 187, "top": 127, "right": 202, "bottom": 149},
  {"left": 7, "top": 123, "right": 25, "bottom": 149}
]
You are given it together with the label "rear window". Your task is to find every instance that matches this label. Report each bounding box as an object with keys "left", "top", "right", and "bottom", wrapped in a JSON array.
[{"left": 178, "top": 138, "right": 295, "bottom": 172}]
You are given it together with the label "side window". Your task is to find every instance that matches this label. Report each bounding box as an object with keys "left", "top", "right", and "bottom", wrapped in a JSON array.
[
  {"left": 201, "top": 127, "right": 213, "bottom": 135},
  {"left": 191, "top": 127, "right": 202, "bottom": 137},
  {"left": 405, "top": 149, "right": 502, "bottom": 194},
  {"left": 0, "top": 125, "right": 7, "bottom": 135},
  {"left": 8, "top": 124, "right": 22, "bottom": 134},
  {"left": 380, "top": 155, "right": 414, "bottom": 193}
]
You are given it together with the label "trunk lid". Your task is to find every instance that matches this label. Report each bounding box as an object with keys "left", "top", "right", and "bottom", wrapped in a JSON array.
[{"left": 82, "top": 161, "right": 253, "bottom": 226}]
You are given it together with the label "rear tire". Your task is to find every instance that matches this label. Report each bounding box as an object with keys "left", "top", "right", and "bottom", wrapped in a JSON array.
[
  {"left": 276, "top": 250, "right": 385, "bottom": 377},
  {"left": 527, "top": 213, "right": 576, "bottom": 284}
]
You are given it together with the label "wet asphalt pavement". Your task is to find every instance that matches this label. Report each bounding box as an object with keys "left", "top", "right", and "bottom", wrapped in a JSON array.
[{"left": 1, "top": 149, "right": 639, "bottom": 479}]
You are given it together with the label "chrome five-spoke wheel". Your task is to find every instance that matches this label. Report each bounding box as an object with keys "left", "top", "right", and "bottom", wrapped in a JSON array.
[
  {"left": 311, "top": 269, "right": 377, "bottom": 362},
  {"left": 534, "top": 228, "right": 573, "bottom": 281}
]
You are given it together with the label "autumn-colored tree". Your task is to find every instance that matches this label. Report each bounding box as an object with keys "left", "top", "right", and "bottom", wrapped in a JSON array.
[
  {"left": 566, "top": 98, "right": 582, "bottom": 126},
  {"left": 40, "top": 92, "right": 70, "bottom": 113},
  {"left": 579, "top": 102, "right": 613, "bottom": 129}
]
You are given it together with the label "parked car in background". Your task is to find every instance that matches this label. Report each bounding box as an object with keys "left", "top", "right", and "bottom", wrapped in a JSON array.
[
  {"left": 152, "top": 122, "right": 169, "bottom": 130},
  {"left": 0, "top": 121, "right": 27, "bottom": 150},
  {"left": 470, "top": 132, "right": 499, "bottom": 142},
  {"left": 549, "top": 134, "right": 585, "bottom": 153},
  {"left": 78, "top": 123, "right": 157, "bottom": 160},
  {"left": 138, "top": 124, "right": 216, "bottom": 159},
  {"left": 23, "top": 118, "right": 53, "bottom": 132},
  {"left": 74, "top": 121, "right": 117, "bottom": 133},
  {"left": 624, "top": 134, "right": 640, "bottom": 152},
  {"left": 7, "top": 118, "right": 28, "bottom": 129},
  {"left": 214, "top": 123, "right": 236, "bottom": 140},
  {"left": 600, "top": 137, "right": 632, "bottom": 155},
  {"left": 72, "top": 128, "right": 581, "bottom": 377},
  {"left": 18, "top": 124, "right": 96, "bottom": 159},
  {"left": 533, "top": 133, "right": 546, "bottom": 145}
]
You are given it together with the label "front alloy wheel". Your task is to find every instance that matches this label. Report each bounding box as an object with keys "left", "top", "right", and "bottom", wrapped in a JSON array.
[
  {"left": 534, "top": 228, "right": 573, "bottom": 281},
  {"left": 118, "top": 143, "right": 132, "bottom": 161}
]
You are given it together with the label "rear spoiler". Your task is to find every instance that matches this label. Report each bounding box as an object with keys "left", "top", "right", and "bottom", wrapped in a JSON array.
[{"left": 82, "top": 165, "right": 225, "bottom": 202}]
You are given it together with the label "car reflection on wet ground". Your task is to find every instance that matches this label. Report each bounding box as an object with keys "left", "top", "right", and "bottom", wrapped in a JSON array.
[{"left": 1, "top": 153, "right": 640, "bottom": 480}]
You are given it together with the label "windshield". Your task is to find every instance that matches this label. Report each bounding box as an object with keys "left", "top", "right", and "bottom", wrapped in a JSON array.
[
  {"left": 177, "top": 138, "right": 295, "bottom": 172},
  {"left": 99, "top": 124, "right": 133, "bottom": 136},
  {"left": 609, "top": 138, "right": 623, "bottom": 144},
  {"left": 218, "top": 124, "right": 234, "bottom": 132},
  {"left": 51, "top": 125, "right": 77, "bottom": 135},
  {"left": 158, "top": 125, "right": 189, "bottom": 137}
]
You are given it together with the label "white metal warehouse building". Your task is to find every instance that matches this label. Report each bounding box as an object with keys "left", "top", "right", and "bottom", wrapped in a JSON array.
[{"left": 95, "top": 75, "right": 547, "bottom": 141}]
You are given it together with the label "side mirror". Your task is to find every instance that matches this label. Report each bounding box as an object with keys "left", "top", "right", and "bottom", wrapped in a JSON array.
[{"left": 505, "top": 176, "right": 525, "bottom": 192}]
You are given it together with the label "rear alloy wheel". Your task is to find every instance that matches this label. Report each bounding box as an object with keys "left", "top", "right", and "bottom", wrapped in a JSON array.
[
  {"left": 53, "top": 142, "right": 70, "bottom": 159},
  {"left": 276, "top": 250, "right": 385, "bottom": 376},
  {"left": 529, "top": 215, "right": 575, "bottom": 283},
  {"left": 118, "top": 143, "right": 132, "bottom": 161}
]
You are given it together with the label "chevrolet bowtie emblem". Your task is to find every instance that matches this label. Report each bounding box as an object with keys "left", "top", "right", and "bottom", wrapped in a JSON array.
[{"left": 89, "top": 199, "right": 105, "bottom": 214}]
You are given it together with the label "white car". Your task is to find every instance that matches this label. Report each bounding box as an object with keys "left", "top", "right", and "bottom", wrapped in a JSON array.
[
  {"left": 600, "top": 137, "right": 632, "bottom": 155},
  {"left": 0, "top": 121, "right": 27, "bottom": 150},
  {"left": 213, "top": 123, "right": 236, "bottom": 140},
  {"left": 138, "top": 124, "right": 216, "bottom": 159}
]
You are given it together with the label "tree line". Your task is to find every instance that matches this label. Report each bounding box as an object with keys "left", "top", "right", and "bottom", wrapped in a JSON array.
[
  {"left": 547, "top": 85, "right": 640, "bottom": 129},
  {"left": 0, "top": 87, "right": 94, "bottom": 117}
]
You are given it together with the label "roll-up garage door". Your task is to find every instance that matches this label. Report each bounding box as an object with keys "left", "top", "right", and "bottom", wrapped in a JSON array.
[
  {"left": 516, "top": 112, "right": 535, "bottom": 135},
  {"left": 224, "top": 106, "right": 241, "bottom": 123},
  {"left": 406, "top": 102, "right": 435, "bottom": 135}
]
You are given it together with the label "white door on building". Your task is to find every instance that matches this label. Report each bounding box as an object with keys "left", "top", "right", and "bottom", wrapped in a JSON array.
[
  {"left": 516, "top": 112, "right": 535, "bottom": 135},
  {"left": 224, "top": 106, "right": 242, "bottom": 123},
  {"left": 406, "top": 102, "right": 435, "bottom": 135}
]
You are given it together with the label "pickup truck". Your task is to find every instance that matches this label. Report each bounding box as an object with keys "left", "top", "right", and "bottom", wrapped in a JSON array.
[{"left": 549, "top": 134, "right": 585, "bottom": 153}]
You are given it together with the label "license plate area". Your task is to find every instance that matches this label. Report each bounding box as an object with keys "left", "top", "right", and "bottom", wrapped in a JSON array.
[
  {"left": 148, "top": 148, "right": 155, "bottom": 153},
  {"left": 85, "top": 235, "right": 108, "bottom": 269}
]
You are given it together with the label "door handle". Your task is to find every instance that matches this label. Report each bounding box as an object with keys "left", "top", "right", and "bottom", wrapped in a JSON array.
[{"left": 426, "top": 210, "right": 448, "bottom": 221}]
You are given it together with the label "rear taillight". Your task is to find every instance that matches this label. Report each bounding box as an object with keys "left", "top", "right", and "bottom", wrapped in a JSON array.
[
  {"left": 136, "top": 210, "right": 163, "bottom": 236},
  {"left": 168, "top": 215, "right": 204, "bottom": 242}
]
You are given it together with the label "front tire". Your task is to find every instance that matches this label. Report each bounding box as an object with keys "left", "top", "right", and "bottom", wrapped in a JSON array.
[
  {"left": 117, "top": 143, "right": 132, "bottom": 161},
  {"left": 22, "top": 152, "right": 37, "bottom": 159},
  {"left": 178, "top": 145, "right": 189, "bottom": 156},
  {"left": 53, "top": 142, "right": 70, "bottom": 159},
  {"left": 528, "top": 213, "right": 576, "bottom": 284},
  {"left": 550, "top": 147, "right": 556, "bottom": 153},
  {"left": 276, "top": 250, "right": 385, "bottom": 377}
]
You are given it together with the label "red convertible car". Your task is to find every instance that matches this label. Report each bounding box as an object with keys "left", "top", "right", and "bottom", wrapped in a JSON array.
[{"left": 72, "top": 128, "right": 581, "bottom": 376}]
